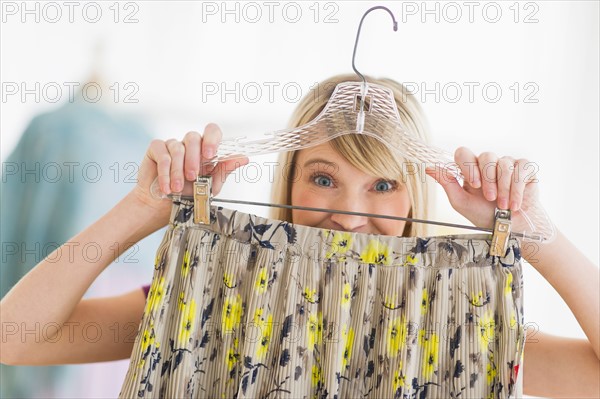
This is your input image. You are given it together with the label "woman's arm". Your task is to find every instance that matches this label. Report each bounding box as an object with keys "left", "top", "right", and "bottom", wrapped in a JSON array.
[
  {"left": 525, "top": 230, "right": 599, "bottom": 359},
  {"left": 426, "top": 147, "right": 599, "bottom": 396},
  {"left": 521, "top": 230, "right": 600, "bottom": 397},
  {"left": 0, "top": 192, "right": 169, "bottom": 365},
  {"left": 0, "top": 126, "right": 246, "bottom": 366}
]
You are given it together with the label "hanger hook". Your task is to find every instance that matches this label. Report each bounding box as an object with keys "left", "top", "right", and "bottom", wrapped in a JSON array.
[{"left": 352, "top": 6, "right": 398, "bottom": 86}]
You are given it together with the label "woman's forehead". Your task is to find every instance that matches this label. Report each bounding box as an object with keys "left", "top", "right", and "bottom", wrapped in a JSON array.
[
  {"left": 295, "top": 143, "right": 347, "bottom": 168},
  {"left": 295, "top": 144, "right": 374, "bottom": 179},
  {"left": 294, "top": 140, "right": 404, "bottom": 182}
]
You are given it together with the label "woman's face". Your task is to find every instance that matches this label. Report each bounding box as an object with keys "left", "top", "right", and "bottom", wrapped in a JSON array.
[{"left": 290, "top": 143, "right": 411, "bottom": 236}]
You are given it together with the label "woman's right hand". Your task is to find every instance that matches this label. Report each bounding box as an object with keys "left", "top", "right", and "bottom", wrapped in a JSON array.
[{"left": 132, "top": 123, "right": 249, "bottom": 216}]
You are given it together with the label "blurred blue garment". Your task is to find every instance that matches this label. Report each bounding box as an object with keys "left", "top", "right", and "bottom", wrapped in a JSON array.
[{"left": 1, "top": 99, "right": 163, "bottom": 398}]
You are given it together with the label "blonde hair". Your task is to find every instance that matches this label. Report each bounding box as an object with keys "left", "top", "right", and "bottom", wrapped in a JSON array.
[{"left": 270, "top": 73, "right": 433, "bottom": 237}]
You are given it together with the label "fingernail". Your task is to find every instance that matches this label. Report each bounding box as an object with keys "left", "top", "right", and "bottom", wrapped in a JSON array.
[
  {"left": 499, "top": 198, "right": 508, "bottom": 209},
  {"left": 173, "top": 180, "right": 182, "bottom": 191},
  {"left": 510, "top": 201, "right": 520, "bottom": 211},
  {"left": 472, "top": 179, "right": 480, "bottom": 188},
  {"left": 186, "top": 171, "right": 196, "bottom": 180},
  {"left": 205, "top": 148, "right": 215, "bottom": 158},
  {"left": 486, "top": 190, "right": 496, "bottom": 201}
]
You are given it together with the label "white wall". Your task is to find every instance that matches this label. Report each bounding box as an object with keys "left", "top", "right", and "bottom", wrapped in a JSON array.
[{"left": 2, "top": 1, "right": 598, "bottom": 397}]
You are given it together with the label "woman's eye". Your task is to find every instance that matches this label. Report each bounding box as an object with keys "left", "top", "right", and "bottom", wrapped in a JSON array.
[
  {"left": 374, "top": 180, "right": 395, "bottom": 192},
  {"left": 313, "top": 175, "right": 333, "bottom": 187}
]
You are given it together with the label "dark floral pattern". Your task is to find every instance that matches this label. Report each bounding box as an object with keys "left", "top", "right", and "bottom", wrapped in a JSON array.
[{"left": 120, "top": 199, "right": 525, "bottom": 398}]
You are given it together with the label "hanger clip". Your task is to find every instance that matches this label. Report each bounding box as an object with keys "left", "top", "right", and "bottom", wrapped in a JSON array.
[
  {"left": 490, "top": 208, "right": 511, "bottom": 256},
  {"left": 193, "top": 176, "right": 212, "bottom": 224}
]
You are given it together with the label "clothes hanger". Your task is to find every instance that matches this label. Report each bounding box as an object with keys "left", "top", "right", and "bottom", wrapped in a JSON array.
[{"left": 150, "top": 5, "right": 556, "bottom": 254}]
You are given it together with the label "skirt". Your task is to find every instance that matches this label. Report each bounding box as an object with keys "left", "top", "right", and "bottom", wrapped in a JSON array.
[{"left": 119, "top": 198, "right": 526, "bottom": 398}]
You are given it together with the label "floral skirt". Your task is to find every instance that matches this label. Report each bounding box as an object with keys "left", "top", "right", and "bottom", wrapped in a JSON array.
[{"left": 119, "top": 198, "right": 526, "bottom": 398}]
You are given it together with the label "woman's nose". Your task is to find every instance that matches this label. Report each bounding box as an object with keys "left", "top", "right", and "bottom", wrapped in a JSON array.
[{"left": 329, "top": 197, "right": 369, "bottom": 232}]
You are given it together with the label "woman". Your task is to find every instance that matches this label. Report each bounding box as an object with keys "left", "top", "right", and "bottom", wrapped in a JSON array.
[{"left": 1, "top": 74, "right": 598, "bottom": 397}]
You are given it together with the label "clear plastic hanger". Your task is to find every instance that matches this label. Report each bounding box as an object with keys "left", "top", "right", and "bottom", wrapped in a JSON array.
[{"left": 150, "top": 5, "right": 556, "bottom": 249}]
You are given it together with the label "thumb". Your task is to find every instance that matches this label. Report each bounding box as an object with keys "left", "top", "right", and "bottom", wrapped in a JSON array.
[
  {"left": 211, "top": 157, "right": 250, "bottom": 196},
  {"left": 425, "top": 166, "right": 468, "bottom": 208}
]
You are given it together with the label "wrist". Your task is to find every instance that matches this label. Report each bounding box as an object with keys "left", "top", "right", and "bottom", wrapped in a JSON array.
[
  {"left": 521, "top": 229, "right": 565, "bottom": 269},
  {"left": 117, "top": 190, "right": 172, "bottom": 239}
]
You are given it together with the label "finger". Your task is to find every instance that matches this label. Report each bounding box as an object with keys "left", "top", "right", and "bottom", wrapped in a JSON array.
[
  {"left": 201, "top": 123, "right": 223, "bottom": 160},
  {"left": 478, "top": 152, "right": 499, "bottom": 202},
  {"left": 425, "top": 165, "right": 468, "bottom": 211},
  {"left": 210, "top": 157, "right": 250, "bottom": 196},
  {"left": 182, "top": 131, "right": 201, "bottom": 181},
  {"left": 454, "top": 146, "right": 481, "bottom": 188},
  {"left": 148, "top": 139, "right": 172, "bottom": 195},
  {"left": 165, "top": 139, "right": 186, "bottom": 193},
  {"left": 496, "top": 156, "right": 516, "bottom": 210},
  {"left": 522, "top": 159, "right": 539, "bottom": 184},
  {"left": 509, "top": 159, "right": 529, "bottom": 211}
]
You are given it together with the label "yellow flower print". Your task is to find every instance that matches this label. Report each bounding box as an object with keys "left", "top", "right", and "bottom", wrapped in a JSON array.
[
  {"left": 255, "top": 267, "right": 269, "bottom": 294},
  {"left": 392, "top": 361, "right": 406, "bottom": 392},
  {"left": 404, "top": 254, "right": 418, "bottom": 266},
  {"left": 509, "top": 311, "right": 517, "bottom": 329},
  {"left": 257, "top": 317, "right": 273, "bottom": 359},
  {"left": 418, "top": 330, "right": 439, "bottom": 379},
  {"left": 253, "top": 307, "right": 263, "bottom": 321},
  {"left": 307, "top": 311, "right": 323, "bottom": 351},
  {"left": 417, "top": 329, "right": 426, "bottom": 346},
  {"left": 222, "top": 294, "right": 242, "bottom": 332},
  {"left": 226, "top": 348, "right": 237, "bottom": 371},
  {"left": 505, "top": 272, "right": 513, "bottom": 295},
  {"left": 223, "top": 272, "right": 236, "bottom": 288},
  {"left": 341, "top": 325, "right": 355, "bottom": 369},
  {"left": 360, "top": 240, "right": 391, "bottom": 265},
  {"left": 181, "top": 250, "right": 191, "bottom": 278},
  {"left": 225, "top": 338, "right": 240, "bottom": 372},
  {"left": 140, "top": 326, "right": 154, "bottom": 354},
  {"left": 178, "top": 299, "right": 196, "bottom": 345},
  {"left": 341, "top": 282, "right": 352, "bottom": 308},
  {"left": 487, "top": 359, "right": 498, "bottom": 385},
  {"left": 387, "top": 316, "right": 407, "bottom": 357},
  {"left": 178, "top": 291, "right": 185, "bottom": 310},
  {"left": 303, "top": 287, "right": 318, "bottom": 303},
  {"left": 311, "top": 364, "right": 321, "bottom": 387},
  {"left": 384, "top": 294, "right": 399, "bottom": 309},
  {"left": 144, "top": 277, "right": 166, "bottom": 314},
  {"left": 478, "top": 311, "right": 496, "bottom": 352},
  {"left": 421, "top": 288, "right": 428, "bottom": 315},
  {"left": 326, "top": 232, "right": 353, "bottom": 260},
  {"left": 470, "top": 290, "right": 484, "bottom": 306},
  {"left": 253, "top": 308, "right": 273, "bottom": 360}
]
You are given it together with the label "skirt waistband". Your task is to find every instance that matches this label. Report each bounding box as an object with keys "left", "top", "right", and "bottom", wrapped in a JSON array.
[{"left": 167, "top": 198, "right": 521, "bottom": 269}]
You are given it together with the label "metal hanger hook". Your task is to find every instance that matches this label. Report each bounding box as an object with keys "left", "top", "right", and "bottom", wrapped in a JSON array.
[{"left": 351, "top": 6, "right": 398, "bottom": 86}]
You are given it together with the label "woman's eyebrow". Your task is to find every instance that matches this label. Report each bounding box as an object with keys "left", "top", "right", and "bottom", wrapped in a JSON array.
[{"left": 302, "top": 158, "right": 338, "bottom": 169}]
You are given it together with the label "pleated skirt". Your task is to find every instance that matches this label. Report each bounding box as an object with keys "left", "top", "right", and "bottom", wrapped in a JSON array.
[{"left": 119, "top": 198, "right": 525, "bottom": 398}]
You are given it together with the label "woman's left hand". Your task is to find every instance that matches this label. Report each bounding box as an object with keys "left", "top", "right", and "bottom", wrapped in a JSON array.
[{"left": 425, "top": 147, "right": 540, "bottom": 230}]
